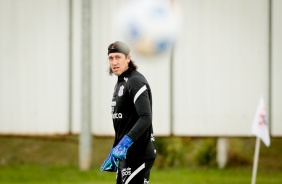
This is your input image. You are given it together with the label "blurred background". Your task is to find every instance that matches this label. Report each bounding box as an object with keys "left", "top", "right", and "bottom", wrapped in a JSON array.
[{"left": 0, "top": 0, "right": 281, "bottom": 182}]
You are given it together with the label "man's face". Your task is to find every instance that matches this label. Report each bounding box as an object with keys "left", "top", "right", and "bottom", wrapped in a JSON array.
[{"left": 108, "top": 53, "right": 130, "bottom": 76}]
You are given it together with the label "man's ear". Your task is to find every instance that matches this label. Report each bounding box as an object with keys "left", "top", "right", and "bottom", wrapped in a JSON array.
[{"left": 127, "top": 55, "right": 131, "bottom": 63}]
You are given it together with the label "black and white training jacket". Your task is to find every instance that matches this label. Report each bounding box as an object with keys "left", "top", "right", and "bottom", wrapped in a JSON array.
[{"left": 111, "top": 69, "right": 156, "bottom": 160}]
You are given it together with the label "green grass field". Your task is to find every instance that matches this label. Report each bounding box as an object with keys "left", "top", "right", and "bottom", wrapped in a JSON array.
[
  {"left": 1, "top": 136, "right": 282, "bottom": 184},
  {"left": 0, "top": 164, "right": 281, "bottom": 184}
]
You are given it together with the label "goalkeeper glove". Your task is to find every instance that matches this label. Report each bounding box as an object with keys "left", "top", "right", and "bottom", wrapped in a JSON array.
[
  {"left": 111, "top": 135, "right": 133, "bottom": 160},
  {"left": 100, "top": 152, "right": 118, "bottom": 172}
]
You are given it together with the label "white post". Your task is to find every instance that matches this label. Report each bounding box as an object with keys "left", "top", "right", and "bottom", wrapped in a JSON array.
[
  {"left": 79, "top": 0, "right": 92, "bottom": 171},
  {"left": 251, "top": 137, "right": 261, "bottom": 184},
  {"left": 216, "top": 137, "right": 229, "bottom": 169}
]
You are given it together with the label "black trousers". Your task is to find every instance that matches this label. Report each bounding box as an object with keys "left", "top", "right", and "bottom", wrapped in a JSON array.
[{"left": 116, "top": 159, "right": 155, "bottom": 184}]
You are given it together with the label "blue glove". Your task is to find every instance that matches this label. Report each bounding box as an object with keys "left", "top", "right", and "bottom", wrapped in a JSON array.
[
  {"left": 100, "top": 152, "right": 118, "bottom": 172},
  {"left": 111, "top": 135, "right": 133, "bottom": 160}
]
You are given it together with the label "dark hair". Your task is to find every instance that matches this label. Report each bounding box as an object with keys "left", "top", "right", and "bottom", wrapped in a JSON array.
[{"left": 108, "top": 41, "right": 138, "bottom": 75}]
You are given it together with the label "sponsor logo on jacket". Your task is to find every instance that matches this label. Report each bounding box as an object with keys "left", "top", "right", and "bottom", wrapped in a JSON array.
[{"left": 112, "top": 113, "right": 122, "bottom": 119}]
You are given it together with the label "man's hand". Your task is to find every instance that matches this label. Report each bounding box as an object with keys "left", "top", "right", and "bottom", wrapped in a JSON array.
[
  {"left": 100, "top": 153, "right": 118, "bottom": 172},
  {"left": 111, "top": 135, "right": 133, "bottom": 160}
]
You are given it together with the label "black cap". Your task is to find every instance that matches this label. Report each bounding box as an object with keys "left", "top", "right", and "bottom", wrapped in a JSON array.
[{"left": 108, "top": 41, "right": 130, "bottom": 55}]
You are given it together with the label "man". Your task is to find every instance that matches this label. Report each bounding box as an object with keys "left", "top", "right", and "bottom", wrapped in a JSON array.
[{"left": 100, "top": 41, "right": 156, "bottom": 184}]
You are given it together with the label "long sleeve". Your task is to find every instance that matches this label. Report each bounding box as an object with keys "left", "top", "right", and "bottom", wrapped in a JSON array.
[
  {"left": 112, "top": 70, "right": 156, "bottom": 160},
  {"left": 127, "top": 79, "right": 152, "bottom": 141}
]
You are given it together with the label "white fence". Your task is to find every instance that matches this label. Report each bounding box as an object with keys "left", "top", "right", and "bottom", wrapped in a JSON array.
[{"left": 0, "top": 0, "right": 281, "bottom": 136}]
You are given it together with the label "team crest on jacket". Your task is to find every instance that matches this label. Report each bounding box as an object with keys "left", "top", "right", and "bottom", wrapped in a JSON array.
[{"left": 118, "top": 85, "right": 124, "bottom": 96}]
